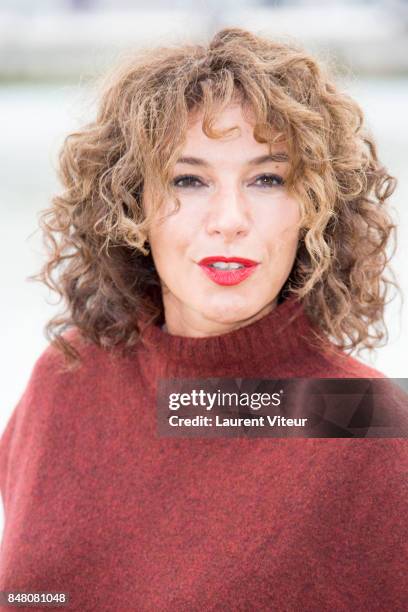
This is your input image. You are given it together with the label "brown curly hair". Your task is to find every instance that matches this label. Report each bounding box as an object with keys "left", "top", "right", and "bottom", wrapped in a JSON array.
[{"left": 29, "top": 27, "right": 399, "bottom": 369}]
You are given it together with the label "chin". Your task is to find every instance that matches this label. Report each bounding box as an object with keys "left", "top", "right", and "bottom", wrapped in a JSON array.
[{"left": 198, "top": 296, "right": 259, "bottom": 326}]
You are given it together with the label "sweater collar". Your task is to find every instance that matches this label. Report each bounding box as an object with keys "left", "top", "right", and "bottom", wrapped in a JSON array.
[{"left": 139, "top": 294, "right": 316, "bottom": 371}]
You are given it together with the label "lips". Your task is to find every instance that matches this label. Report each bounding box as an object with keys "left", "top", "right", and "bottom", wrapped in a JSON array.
[
  {"left": 198, "top": 255, "right": 259, "bottom": 286},
  {"left": 199, "top": 256, "right": 258, "bottom": 267}
]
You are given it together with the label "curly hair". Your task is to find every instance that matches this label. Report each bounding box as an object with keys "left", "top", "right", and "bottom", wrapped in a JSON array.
[{"left": 29, "top": 27, "right": 399, "bottom": 369}]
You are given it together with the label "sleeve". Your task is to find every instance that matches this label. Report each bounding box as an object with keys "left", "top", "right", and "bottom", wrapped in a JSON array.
[
  {"left": 0, "top": 371, "right": 39, "bottom": 521},
  {"left": 0, "top": 335, "right": 78, "bottom": 533},
  {"left": 307, "top": 438, "right": 408, "bottom": 610},
  {"left": 0, "top": 401, "right": 19, "bottom": 514},
  {"left": 351, "top": 439, "right": 408, "bottom": 607}
]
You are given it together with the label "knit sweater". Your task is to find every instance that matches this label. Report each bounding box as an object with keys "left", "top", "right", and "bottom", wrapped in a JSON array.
[{"left": 0, "top": 295, "right": 407, "bottom": 611}]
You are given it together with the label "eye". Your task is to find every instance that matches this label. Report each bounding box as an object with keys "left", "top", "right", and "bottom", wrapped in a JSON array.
[
  {"left": 172, "top": 175, "right": 206, "bottom": 188},
  {"left": 252, "top": 174, "right": 285, "bottom": 188}
]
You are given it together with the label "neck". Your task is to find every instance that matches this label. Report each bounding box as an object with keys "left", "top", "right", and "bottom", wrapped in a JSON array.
[
  {"left": 161, "top": 297, "right": 278, "bottom": 338},
  {"left": 140, "top": 293, "right": 320, "bottom": 376}
]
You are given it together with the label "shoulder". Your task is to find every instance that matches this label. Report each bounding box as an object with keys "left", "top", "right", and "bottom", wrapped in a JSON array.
[
  {"left": 1, "top": 328, "right": 122, "bottom": 441},
  {"left": 330, "top": 353, "right": 387, "bottom": 378},
  {"left": 308, "top": 341, "right": 408, "bottom": 434},
  {"left": 26, "top": 327, "right": 123, "bottom": 388},
  {"left": 0, "top": 328, "right": 124, "bottom": 499},
  {"left": 308, "top": 339, "right": 388, "bottom": 379}
]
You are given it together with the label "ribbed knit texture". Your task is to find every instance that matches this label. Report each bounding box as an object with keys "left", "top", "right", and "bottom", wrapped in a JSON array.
[{"left": 0, "top": 295, "right": 407, "bottom": 611}]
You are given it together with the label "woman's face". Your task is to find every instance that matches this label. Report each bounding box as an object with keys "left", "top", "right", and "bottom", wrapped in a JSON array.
[{"left": 144, "top": 103, "right": 301, "bottom": 336}]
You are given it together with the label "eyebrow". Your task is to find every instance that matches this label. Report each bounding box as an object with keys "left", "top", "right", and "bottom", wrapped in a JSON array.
[{"left": 175, "top": 153, "right": 289, "bottom": 167}]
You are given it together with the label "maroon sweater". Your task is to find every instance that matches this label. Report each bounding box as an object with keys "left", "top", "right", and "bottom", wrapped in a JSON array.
[{"left": 0, "top": 296, "right": 407, "bottom": 611}]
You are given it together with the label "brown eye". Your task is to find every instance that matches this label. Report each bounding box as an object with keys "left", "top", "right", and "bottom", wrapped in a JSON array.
[
  {"left": 253, "top": 174, "right": 285, "bottom": 187},
  {"left": 172, "top": 175, "right": 205, "bottom": 188}
]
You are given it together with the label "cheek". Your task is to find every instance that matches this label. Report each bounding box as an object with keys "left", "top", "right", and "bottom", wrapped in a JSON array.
[
  {"left": 258, "top": 196, "right": 301, "bottom": 250},
  {"left": 149, "top": 210, "right": 194, "bottom": 271}
]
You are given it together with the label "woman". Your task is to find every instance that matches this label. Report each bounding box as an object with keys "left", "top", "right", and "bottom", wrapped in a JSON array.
[{"left": 0, "top": 27, "right": 407, "bottom": 611}]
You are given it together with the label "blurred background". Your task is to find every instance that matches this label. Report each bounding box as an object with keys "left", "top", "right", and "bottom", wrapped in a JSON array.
[{"left": 1, "top": 0, "right": 408, "bottom": 535}]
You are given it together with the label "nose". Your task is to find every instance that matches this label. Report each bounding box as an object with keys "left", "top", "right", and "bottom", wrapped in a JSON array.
[{"left": 205, "top": 182, "right": 250, "bottom": 242}]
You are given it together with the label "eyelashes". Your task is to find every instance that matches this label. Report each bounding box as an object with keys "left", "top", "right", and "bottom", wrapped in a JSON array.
[
  {"left": 172, "top": 175, "right": 204, "bottom": 189},
  {"left": 253, "top": 174, "right": 285, "bottom": 188},
  {"left": 172, "top": 173, "right": 285, "bottom": 189}
]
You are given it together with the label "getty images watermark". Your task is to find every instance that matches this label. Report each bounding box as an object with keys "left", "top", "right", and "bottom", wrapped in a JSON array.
[
  {"left": 166, "top": 387, "right": 307, "bottom": 428},
  {"left": 156, "top": 378, "right": 408, "bottom": 438}
]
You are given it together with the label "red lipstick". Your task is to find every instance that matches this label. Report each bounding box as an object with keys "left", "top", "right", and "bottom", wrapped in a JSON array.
[{"left": 198, "top": 256, "right": 259, "bottom": 286}]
